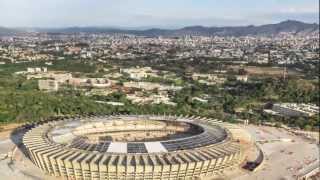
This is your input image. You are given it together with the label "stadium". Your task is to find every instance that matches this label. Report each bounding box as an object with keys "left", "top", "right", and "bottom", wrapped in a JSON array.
[{"left": 22, "top": 114, "right": 251, "bottom": 179}]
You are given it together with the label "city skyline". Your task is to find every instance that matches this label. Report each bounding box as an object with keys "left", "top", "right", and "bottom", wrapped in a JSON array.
[{"left": 0, "top": 0, "right": 318, "bottom": 28}]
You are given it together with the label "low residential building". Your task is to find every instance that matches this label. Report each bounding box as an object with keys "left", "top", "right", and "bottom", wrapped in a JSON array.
[
  {"left": 269, "top": 103, "right": 319, "bottom": 117},
  {"left": 27, "top": 72, "right": 72, "bottom": 82},
  {"left": 192, "top": 73, "right": 226, "bottom": 85},
  {"left": 88, "top": 78, "right": 111, "bottom": 88},
  {"left": 126, "top": 91, "right": 176, "bottom": 106},
  {"left": 121, "top": 66, "right": 158, "bottom": 80},
  {"left": 67, "top": 78, "right": 88, "bottom": 86},
  {"left": 123, "top": 81, "right": 182, "bottom": 91},
  {"left": 27, "top": 67, "right": 47, "bottom": 73},
  {"left": 38, "top": 80, "right": 59, "bottom": 91},
  {"left": 236, "top": 75, "right": 248, "bottom": 82}
]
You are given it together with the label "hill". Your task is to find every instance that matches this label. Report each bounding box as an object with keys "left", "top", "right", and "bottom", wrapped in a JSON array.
[
  {"left": 1, "top": 20, "right": 319, "bottom": 37},
  {"left": 0, "top": 27, "right": 21, "bottom": 36}
]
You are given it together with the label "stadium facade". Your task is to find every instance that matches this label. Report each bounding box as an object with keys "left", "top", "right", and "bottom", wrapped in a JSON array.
[{"left": 23, "top": 114, "right": 250, "bottom": 179}]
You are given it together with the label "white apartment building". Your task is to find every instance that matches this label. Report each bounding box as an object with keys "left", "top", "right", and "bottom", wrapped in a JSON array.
[
  {"left": 121, "top": 66, "right": 158, "bottom": 80},
  {"left": 27, "top": 67, "right": 47, "bottom": 73},
  {"left": 38, "top": 80, "right": 59, "bottom": 91}
]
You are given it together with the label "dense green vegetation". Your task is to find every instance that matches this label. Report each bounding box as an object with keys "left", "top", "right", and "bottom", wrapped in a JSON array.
[{"left": 0, "top": 60, "right": 318, "bottom": 131}]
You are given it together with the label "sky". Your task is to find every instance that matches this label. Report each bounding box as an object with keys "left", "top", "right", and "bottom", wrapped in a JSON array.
[{"left": 0, "top": 0, "right": 318, "bottom": 28}]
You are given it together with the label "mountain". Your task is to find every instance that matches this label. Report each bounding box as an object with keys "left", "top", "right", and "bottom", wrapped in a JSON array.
[
  {"left": 177, "top": 20, "right": 319, "bottom": 36},
  {"left": 1, "top": 20, "right": 319, "bottom": 37},
  {"left": 0, "top": 27, "right": 22, "bottom": 36},
  {"left": 44, "top": 20, "right": 319, "bottom": 37}
]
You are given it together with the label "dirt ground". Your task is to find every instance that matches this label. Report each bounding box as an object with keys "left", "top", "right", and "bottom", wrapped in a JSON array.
[
  {"left": 228, "top": 65, "right": 301, "bottom": 76},
  {"left": 0, "top": 123, "right": 22, "bottom": 140},
  {"left": 234, "top": 125, "right": 319, "bottom": 180}
]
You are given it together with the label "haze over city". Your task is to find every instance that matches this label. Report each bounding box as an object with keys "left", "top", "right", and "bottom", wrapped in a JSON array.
[{"left": 0, "top": 0, "right": 319, "bottom": 28}]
